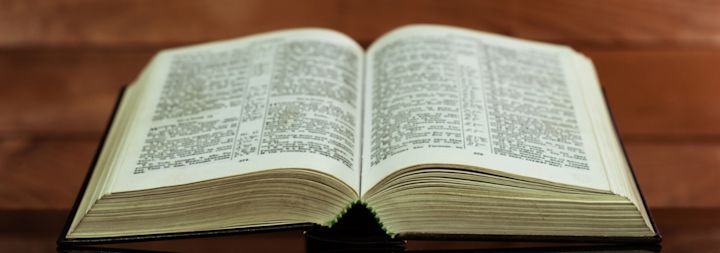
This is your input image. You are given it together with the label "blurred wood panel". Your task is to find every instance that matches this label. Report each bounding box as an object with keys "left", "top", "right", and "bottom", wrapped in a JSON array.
[
  {"left": 1, "top": 0, "right": 719, "bottom": 48},
  {"left": 343, "top": 0, "right": 720, "bottom": 47},
  {"left": 583, "top": 49, "right": 720, "bottom": 137},
  {"left": 0, "top": 137, "right": 99, "bottom": 209},
  {"left": 0, "top": 0, "right": 718, "bottom": 211},
  {"left": 0, "top": 49, "right": 153, "bottom": 136},
  {"left": 2, "top": 48, "right": 719, "bottom": 137},
  {"left": 626, "top": 142, "right": 720, "bottom": 207}
]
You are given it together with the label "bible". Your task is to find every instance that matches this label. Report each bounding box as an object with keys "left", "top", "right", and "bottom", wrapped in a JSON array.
[{"left": 59, "top": 25, "right": 660, "bottom": 245}]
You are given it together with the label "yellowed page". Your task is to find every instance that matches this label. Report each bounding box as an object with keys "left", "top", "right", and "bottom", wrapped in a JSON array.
[
  {"left": 361, "top": 25, "right": 611, "bottom": 195},
  {"left": 571, "top": 54, "right": 654, "bottom": 232},
  {"left": 108, "top": 29, "right": 364, "bottom": 193}
]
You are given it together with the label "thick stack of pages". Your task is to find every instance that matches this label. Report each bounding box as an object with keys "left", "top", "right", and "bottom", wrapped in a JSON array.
[
  {"left": 69, "top": 169, "right": 356, "bottom": 238},
  {"left": 60, "top": 25, "right": 659, "bottom": 244},
  {"left": 364, "top": 167, "right": 649, "bottom": 237}
]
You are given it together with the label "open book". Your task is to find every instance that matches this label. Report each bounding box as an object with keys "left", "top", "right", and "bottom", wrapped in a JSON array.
[{"left": 61, "top": 25, "right": 659, "bottom": 243}]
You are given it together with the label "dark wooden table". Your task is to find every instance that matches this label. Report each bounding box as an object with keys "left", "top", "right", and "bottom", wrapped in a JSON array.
[
  {"left": 1, "top": 208, "right": 718, "bottom": 252},
  {"left": 1, "top": 0, "right": 719, "bottom": 252}
]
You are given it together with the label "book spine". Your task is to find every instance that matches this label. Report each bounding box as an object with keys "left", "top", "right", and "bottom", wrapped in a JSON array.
[{"left": 357, "top": 201, "right": 394, "bottom": 237}]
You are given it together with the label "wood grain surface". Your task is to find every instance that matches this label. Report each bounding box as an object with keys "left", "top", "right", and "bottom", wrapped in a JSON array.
[
  {"left": 0, "top": 0, "right": 718, "bottom": 209},
  {"left": 2, "top": 0, "right": 719, "bottom": 48}
]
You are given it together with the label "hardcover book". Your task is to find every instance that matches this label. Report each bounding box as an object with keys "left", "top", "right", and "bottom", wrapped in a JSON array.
[{"left": 58, "top": 24, "right": 660, "bottom": 246}]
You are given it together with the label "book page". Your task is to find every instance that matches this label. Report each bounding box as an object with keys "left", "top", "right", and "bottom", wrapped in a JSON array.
[
  {"left": 361, "top": 25, "right": 611, "bottom": 195},
  {"left": 572, "top": 54, "right": 654, "bottom": 231},
  {"left": 108, "top": 29, "right": 364, "bottom": 193}
]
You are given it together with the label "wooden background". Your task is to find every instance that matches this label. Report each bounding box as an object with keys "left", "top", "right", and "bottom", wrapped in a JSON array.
[{"left": 1, "top": 0, "right": 719, "bottom": 210}]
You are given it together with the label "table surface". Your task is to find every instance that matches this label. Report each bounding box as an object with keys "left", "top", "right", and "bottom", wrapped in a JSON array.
[
  {"left": 1, "top": 208, "right": 718, "bottom": 252},
  {"left": 1, "top": 0, "right": 720, "bottom": 252}
]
